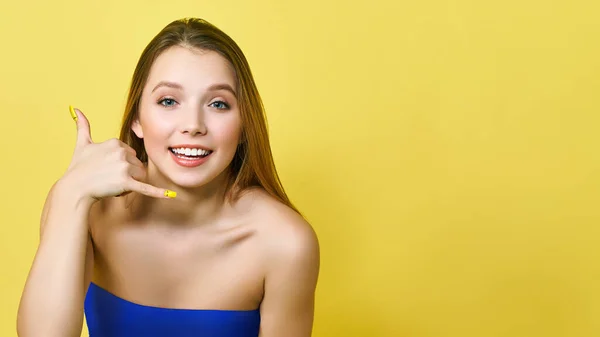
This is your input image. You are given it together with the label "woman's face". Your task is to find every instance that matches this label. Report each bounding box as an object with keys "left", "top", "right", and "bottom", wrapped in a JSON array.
[{"left": 132, "top": 45, "right": 242, "bottom": 188}]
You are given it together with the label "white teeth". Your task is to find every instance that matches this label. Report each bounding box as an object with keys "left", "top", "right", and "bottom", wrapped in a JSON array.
[{"left": 171, "top": 147, "right": 211, "bottom": 156}]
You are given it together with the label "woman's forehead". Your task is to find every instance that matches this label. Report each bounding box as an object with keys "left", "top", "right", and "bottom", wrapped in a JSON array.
[{"left": 146, "top": 46, "right": 236, "bottom": 92}]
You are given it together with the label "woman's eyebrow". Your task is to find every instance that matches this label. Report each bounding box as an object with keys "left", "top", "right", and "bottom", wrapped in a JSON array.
[
  {"left": 152, "top": 81, "right": 183, "bottom": 93},
  {"left": 207, "top": 83, "right": 236, "bottom": 97},
  {"left": 151, "top": 81, "right": 236, "bottom": 97}
]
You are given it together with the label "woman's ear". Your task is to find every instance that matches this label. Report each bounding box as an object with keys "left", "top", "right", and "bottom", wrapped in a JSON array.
[{"left": 131, "top": 119, "right": 144, "bottom": 139}]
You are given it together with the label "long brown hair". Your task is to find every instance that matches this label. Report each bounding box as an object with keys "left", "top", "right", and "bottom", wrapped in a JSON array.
[{"left": 118, "top": 17, "right": 300, "bottom": 215}]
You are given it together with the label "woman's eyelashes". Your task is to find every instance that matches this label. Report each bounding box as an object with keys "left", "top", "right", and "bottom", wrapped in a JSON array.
[
  {"left": 157, "top": 97, "right": 230, "bottom": 110},
  {"left": 158, "top": 97, "right": 177, "bottom": 107},
  {"left": 209, "top": 100, "right": 230, "bottom": 110}
]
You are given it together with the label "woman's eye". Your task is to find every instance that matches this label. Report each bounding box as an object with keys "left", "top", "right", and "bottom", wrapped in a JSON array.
[
  {"left": 210, "top": 101, "right": 229, "bottom": 110},
  {"left": 159, "top": 98, "right": 177, "bottom": 107}
]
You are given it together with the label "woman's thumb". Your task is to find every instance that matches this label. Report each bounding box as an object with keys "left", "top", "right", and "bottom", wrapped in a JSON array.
[{"left": 70, "top": 106, "right": 92, "bottom": 149}]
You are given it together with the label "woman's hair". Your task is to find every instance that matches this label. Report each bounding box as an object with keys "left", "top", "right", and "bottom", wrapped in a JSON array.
[{"left": 118, "top": 17, "right": 300, "bottom": 215}]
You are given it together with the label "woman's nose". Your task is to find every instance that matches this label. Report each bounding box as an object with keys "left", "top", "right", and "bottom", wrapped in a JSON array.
[{"left": 180, "top": 107, "right": 207, "bottom": 135}]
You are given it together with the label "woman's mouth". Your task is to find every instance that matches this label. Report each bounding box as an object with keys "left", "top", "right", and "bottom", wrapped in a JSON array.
[{"left": 168, "top": 147, "right": 213, "bottom": 167}]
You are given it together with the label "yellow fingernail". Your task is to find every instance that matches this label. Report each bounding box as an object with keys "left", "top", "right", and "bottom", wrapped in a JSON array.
[
  {"left": 69, "top": 105, "right": 78, "bottom": 122},
  {"left": 164, "top": 190, "right": 177, "bottom": 198}
]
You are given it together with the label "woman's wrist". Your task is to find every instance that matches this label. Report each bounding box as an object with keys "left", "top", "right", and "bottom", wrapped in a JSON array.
[{"left": 54, "top": 175, "right": 96, "bottom": 214}]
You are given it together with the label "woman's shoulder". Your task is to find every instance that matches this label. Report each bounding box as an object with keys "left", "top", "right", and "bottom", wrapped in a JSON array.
[
  {"left": 241, "top": 189, "right": 320, "bottom": 308},
  {"left": 241, "top": 188, "right": 319, "bottom": 268},
  {"left": 240, "top": 188, "right": 315, "bottom": 236},
  {"left": 86, "top": 194, "right": 132, "bottom": 235}
]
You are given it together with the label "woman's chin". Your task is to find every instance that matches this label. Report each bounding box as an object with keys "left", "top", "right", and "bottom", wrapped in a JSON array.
[
  {"left": 148, "top": 159, "right": 229, "bottom": 191},
  {"left": 168, "top": 177, "right": 211, "bottom": 189},
  {"left": 165, "top": 171, "right": 227, "bottom": 191}
]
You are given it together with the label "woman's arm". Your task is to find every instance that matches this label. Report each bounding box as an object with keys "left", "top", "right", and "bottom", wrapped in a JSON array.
[
  {"left": 17, "top": 107, "right": 171, "bottom": 336},
  {"left": 259, "top": 219, "right": 320, "bottom": 337},
  {"left": 17, "top": 178, "right": 95, "bottom": 337}
]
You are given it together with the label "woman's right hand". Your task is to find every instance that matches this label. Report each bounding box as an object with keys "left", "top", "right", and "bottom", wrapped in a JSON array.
[{"left": 60, "top": 107, "right": 176, "bottom": 205}]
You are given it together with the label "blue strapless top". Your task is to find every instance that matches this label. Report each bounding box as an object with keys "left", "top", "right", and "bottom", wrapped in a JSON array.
[{"left": 84, "top": 282, "right": 260, "bottom": 337}]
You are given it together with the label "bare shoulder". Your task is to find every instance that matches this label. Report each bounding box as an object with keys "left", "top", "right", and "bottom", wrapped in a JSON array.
[
  {"left": 242, "top": 189, "right": 320, "bottom": 270},
  {"left": 240, "top": 189, "right": 319, "bottom": 335},
  {"left": 86, "top": 195, "right": 128, "bottom": 237}
]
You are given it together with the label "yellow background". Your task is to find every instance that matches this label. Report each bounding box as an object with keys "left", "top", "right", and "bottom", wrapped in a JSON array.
[{"left": 1, "top": 0, "right": 599, "bottom": 336}]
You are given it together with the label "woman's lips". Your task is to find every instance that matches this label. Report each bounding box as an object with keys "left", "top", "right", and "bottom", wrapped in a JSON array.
[{"left": 169, "top": 150, "right": 212, "bottom": 167}]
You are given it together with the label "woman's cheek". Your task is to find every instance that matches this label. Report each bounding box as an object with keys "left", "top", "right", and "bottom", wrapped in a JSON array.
[{"left": 222, "top": 123, "right": 242, "bottom": 149}]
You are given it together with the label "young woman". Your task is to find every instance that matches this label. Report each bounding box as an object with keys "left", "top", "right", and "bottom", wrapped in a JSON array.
[{"left": 17, "top": 17, "right": 320, "bottom": 337}]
